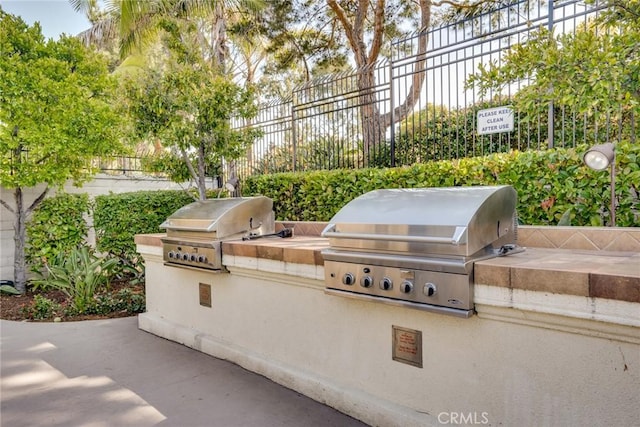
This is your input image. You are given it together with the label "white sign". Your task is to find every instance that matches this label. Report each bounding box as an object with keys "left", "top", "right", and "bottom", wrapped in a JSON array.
[{"left": 477, "top": 106, "right": 514, "bottom": 135}]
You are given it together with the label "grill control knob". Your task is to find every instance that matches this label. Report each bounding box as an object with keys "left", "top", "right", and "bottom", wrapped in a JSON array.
[
  {"left": 400, "top": 280, "right": 413, "bottom": 294},
  {"left": 342, "top": 273, "right": 355, "bottom": 286},
  {"left": 182, "top": 253, "right": 190, "bottom": 261},
  {"left": 190, "top": 254, "right": 197, "bottom": 262},
  {"left": 198, "top": 255, "right": 207, "bottom": 263},
  {"left": 361, "top": 276, "right": 374, "bottom": 288},
  {"left": 380, "top": 277, "right": 393, "bottom": 291},
  {"left": 168, "top": 251, "right": 176, "bottom": 259},
  {"left": 424, "top": 283, "right": 437, "bottom": 297}
]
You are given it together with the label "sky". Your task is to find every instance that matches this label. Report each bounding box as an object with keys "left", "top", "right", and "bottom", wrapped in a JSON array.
[{"left": 1, "top": 0, "right": 91, "bottom": 40}]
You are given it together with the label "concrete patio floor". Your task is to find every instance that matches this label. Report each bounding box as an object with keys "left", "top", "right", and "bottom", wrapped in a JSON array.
[{"left": 0, "top": 317, "right": 367, "bottom": 427}]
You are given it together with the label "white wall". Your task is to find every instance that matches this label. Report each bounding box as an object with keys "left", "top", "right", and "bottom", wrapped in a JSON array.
[
  {"left": 0, "top": 174, "right": 187, "bottom": 282},
  {"left": 137, "top": 245, "right": 640, "bottom": 427}
]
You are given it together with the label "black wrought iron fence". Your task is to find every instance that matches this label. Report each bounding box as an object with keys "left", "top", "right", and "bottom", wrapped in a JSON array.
[
  {"left": 229, "top": 0, "right": 633, "bottom": 181},
  {"left": 233, "top": 99, "right": 292, "bottom": 175},
  {"left": 90, "top": 156, "right": 148, "bottom": 175}
]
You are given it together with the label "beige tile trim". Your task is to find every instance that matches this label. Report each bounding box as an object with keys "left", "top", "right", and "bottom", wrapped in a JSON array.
[{"left": 519, "top": 226, "right": 640, "bottom": 251}]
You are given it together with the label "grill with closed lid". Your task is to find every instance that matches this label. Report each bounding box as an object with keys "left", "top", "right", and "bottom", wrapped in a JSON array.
[
  {"left": 321, "top": 185, "right": 522, "bottom": 317},
  {"left": 160, "top": 196, "right": 275, "bottom": 272}
]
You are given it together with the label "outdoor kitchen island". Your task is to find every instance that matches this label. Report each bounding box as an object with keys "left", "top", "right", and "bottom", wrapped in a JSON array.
[{"left": 135, "top": 227, "right": 639, "bottom": 427}]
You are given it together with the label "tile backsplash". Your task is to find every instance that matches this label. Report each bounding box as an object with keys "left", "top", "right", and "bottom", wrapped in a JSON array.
[
  {"left": 518, "top": 226, "right": 640, "bottom": 251},
  {"left": 276, "top": 221, "right": 329, "bottom": 237},
  {"left": 277, "top": 222, "right": 640, "bottom": 252}
]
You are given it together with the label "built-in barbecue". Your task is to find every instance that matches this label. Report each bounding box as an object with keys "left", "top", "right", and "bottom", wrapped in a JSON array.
[
  {"left": 160, "top": 197, "right": 275, "bottom": 272},
  {"left": 321, "top": 185, "right": 522, "bottom": 317}
]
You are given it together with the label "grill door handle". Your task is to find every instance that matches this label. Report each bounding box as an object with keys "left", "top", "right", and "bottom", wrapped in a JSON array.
[{"left": 322, "top": 231, "right": 464, "bottom": 245}]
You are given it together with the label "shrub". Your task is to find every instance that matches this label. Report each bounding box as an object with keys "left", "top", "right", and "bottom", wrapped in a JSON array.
[
  {"left": 93, "top": 288, "right": 146, "bottom": 315},
  {"left": 22, "top": 295, "right": 63, "bottom": 320},
  {"left": 244, "top": 142, "right": 640, "bottom": 227},
  {"left": 26, "top": 193, "right": 91, "bottom": 273},
  {"left": 93, "top": 190, "right": 194, "bottom": 271}
]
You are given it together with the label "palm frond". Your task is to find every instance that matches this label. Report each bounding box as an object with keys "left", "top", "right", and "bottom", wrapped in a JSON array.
[{"left": 77, "top": 15, "right": 119, "bottom": 47}]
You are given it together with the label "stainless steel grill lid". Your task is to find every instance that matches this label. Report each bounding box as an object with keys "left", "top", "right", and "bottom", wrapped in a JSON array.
[
  {"left": 321, "top": 185, "right": 520, "bottom": 317},
  {"left": 161, "top": 196, "right": 274, "bottom": 239},
  {"left": 160, "top": 196, "right": 275, "bottom": 271},
  {"left": 322, "top": 185, "right": 517, "bottom": 258}
]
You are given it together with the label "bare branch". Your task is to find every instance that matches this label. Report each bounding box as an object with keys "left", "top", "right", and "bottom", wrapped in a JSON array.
[
  {"left": 327, "top": 0, "right": 362, "bottom": 64},
  {"left": 180, "top": 147, "right": 199, "bottom": 183},
  {"left": 0, "top": 199, "right": 15, "bottom": 214},
  {"left": 25, "top": 187, "right": 50, "bottom": 217}
]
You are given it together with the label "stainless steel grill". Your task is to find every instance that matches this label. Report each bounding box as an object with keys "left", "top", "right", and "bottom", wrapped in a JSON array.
[
  {"left": 160, "top": 197, "right": 275, "bottom": 272},
  {"left": 321, "top": 186, "right": 522, "bottom": 317}
]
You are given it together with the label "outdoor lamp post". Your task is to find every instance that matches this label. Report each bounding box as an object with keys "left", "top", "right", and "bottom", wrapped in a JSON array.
[
  {"left": 225, "top": 177, "right": 239, "bottom": 193},
  {"left": 582, "top": 142, "right": 616, "bottom": 227}
]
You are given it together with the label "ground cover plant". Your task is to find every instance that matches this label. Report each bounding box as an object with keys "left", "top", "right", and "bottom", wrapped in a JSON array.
[
  {"left": 1, "top": 189, "right": 197, "bottom": 321},
  {"left": 0, "top": 280, "right": 145, "bottom": 322},
  {"left": 30, "top": 246, "right": 120, "bottom": 314},
  {"left": 2, "top": 243, "right": 144, "bottom": 322}
]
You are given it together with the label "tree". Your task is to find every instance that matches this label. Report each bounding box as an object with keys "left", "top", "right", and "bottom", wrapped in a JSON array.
[
  {"left": 252, "top": 1, "right": 350, "bottom": 89},
  {"left": 0, "top": 11, "right": 127, "bottom": 293},
  {"left": 72, "top": 0, "right": 265, "bottom": 188},
  {"left": 467, "top": 6, "right": 639, "bottom": 143},
  {"left": 123, "top": 61, "right": 260, "bottom": 200},
  {"left": 323, "top": 0, "right": 511, "bottom": 162},
  {"left": 73, "top": 0, "right": 264, "bottom": 71},
  {"left": 586, "top": 0, "right": 640, "bottom": 26}
]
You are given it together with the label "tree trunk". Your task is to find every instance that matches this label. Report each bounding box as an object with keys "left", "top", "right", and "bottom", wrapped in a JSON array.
[
  {"left": 211, "top": 1, "right": 228, "bottom": 72},
  {"left": 227, "top": 159, "right": 240, "bottom": 197},
  {"left": 379, "top": 31, "right": 429, "bottom": 130},
  {"left": 6, "top": 186, "right": 49, "bottom": 293},
  {"left": 12, "top": 187, "right": 27, "bottom": 294},
  {"left": 378, "top": 0, "right": 431, "bottom": 132},
  {"left": 197, "top": 141, "right": 207, "bottom": 200},
  {"left": 180, "top": 147, "right": 204, "bottom": 200},
  {"left": 358, "top": 65, "right": 384, "bottom": 164},
  {"left": 328, "top": 0, "right": 432, "bottom": 164}
]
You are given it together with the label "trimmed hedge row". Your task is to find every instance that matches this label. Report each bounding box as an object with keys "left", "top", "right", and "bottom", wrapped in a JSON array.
[
  {"left": 26, "top": 190, "right": 195, "bottom": 273},
  {"left": 25, "top": 190, "right": 194, "bottom": 277},
  {"left": 244, "top": 143, "right": 640, "bottom": 227},
  {"left": 24, "top": 143, "right": 638, "bottom": 275},
  {"left": 26, "top": 193, "right": 91, "bottom": 270},
  {"left": 93, "top": 190, "right": 194, "bottom": 268}
]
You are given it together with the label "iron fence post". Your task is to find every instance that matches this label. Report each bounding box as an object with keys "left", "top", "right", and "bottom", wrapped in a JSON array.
[
  {"left": 291, "top": 104, "right": 297, "bottom": 172},
  {"left": 547, "top": 0, "right": 555, "bottom": 149},
  {"left": 389, "top": 58, "right": 396, "bottom": 167}
]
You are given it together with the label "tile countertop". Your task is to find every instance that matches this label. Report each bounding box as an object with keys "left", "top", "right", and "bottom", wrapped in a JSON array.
[{"left": 134, "top": 234, "right": 640, "bottom": 304}]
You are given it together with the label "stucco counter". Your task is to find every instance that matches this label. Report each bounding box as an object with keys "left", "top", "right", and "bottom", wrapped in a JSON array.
[{"left": 135, "top": 230, "right": 639, "bottom": 427}]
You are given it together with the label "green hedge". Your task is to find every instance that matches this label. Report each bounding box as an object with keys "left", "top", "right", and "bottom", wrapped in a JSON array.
[
  {"left": 26, "top": 190, "right": 195, "bottom": 277},
  {"left": 23, "top": 143, "right": 639, "bottom": 281},
  {"left": 26, "top": 193, "right": 91, "bottom": 270},
  {"left": 93, "top": 190, "right": 194, "bottom": 268},
  {"left": 244, "top": 142, "right": 640, "bottom": 227}
]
